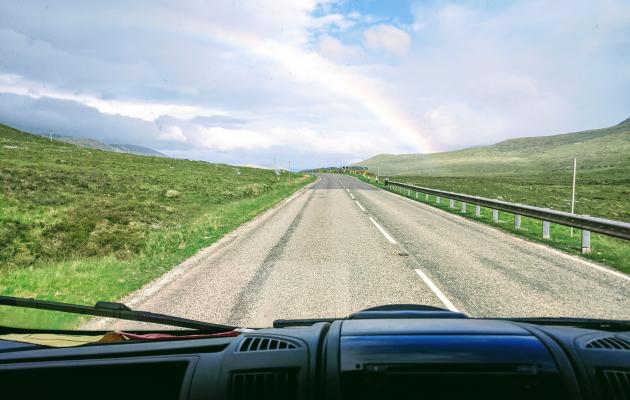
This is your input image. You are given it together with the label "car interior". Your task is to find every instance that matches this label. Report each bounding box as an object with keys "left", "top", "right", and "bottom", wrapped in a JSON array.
[{"left": 1, "top": 303, "right": 629, "bottom": 400}]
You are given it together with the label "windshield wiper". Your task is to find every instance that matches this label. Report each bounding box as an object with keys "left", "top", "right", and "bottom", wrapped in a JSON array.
[
  {"left": 505, "top": 316, "right": 630, "bottom": 331},
  {"left": 0, "top": 296, "right": 237, "bottom": 333}
]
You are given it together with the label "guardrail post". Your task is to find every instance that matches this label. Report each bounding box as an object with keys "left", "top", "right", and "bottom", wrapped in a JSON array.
[
  {"left": 425, "top": 193, "right": 429, "bottom": 201},
  {"left": 492, "top": 209, "right": 499, "bottom": 223},
  {"left": 461, "top": 202, "right": 466, "bottom": 213},
  {"left": 475, "top": 205, "right": 481, "bottom": 217},
  {"left": 514, "top": 214, "right": 521, "bottom": 230},
  {"left": 436, "top": 196, "right": 441, "bottom": 204},
  {"left": 449, "top": 199, "right": 455, "bottom": 209},
  {"left": 408, "top": 189, "right": 411, "bottom": 196},
  {"left": 581, "top": 229, "right": 591, "bottom": 254},
  {"left": 542, "top": 221, "right": 551, "bottom": 239},
  {"left": 415, "top": 191, "right": 418, "bottom": 199}
]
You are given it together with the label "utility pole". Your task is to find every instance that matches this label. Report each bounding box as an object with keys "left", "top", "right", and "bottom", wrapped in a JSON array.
[
  {"left": 49, "top": 132, "right": 52, "bottom": 142},
  {"left": 288, "top": 160, "right": 291, "bottom": 182},
  {"left": 570, "top": 157, "right": 577, "bottom": 237},
  {"left": 377, "top": 166, "right": 380, "bottom": 182}
]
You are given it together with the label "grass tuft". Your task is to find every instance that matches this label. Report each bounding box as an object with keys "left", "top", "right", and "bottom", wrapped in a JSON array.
[{"left": 0, "top": 123, "right": 314, "bottom": 328}]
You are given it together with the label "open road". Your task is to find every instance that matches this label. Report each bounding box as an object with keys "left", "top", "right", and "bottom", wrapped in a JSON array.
[{"left": 94, "top": 173, "right": 630, "bottom": 329}]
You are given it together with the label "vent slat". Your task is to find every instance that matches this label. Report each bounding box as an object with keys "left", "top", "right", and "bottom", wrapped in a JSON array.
[
  {"left": 586, "top": 336, "right": 630, "bottom": 350},
  {"left": 231, "top": 371, "right": 297, "bottom": 400},
  {"left": 600, "top": 369, "right": 630, "bottom": 400},
  {"left": 237, "top": 336, "right": 297, "bottom": 352}
]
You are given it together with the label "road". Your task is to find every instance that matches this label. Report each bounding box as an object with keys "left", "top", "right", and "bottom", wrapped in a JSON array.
[{"left": 93, "top": 173, "right": 630, "bottom": 329}]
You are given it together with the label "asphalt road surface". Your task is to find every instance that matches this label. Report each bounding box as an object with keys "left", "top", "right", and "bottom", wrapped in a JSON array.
[{"left": 92, "top": 173, "right": 630, "bottom": 329}]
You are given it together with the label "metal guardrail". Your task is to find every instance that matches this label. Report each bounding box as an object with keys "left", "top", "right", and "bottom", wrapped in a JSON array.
[{"left": 384, "top": 179, "right": 630, "bottom": 253}]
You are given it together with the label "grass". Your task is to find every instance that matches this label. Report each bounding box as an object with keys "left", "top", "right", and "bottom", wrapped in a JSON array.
[
  {"left": 0, "top": 123, "right": 314, "bottom": 329},
  {"left": 356, "top": 118, "right": 630, "bottom": 185},
  {"left": 352, "top": 174, "right": 629, "bottom": 274},
  {"left": 352, "top": 118, "right": 630, "bottom": 273},
  {"left": 356, "top": 119, "right": 630, "bottom": 221}
]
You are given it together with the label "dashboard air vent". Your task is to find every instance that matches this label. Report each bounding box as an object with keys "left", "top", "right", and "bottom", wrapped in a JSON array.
[
  {"left": 231, "top": 370, "right": 297, "bottom": 400},
  {"left": 599, "top": 369, "right": 630, "bottom": 400},
  {"left": 586, "top": 336, "right": 630, "bottom": 350},
  {"left": 238, "top": 337, "right": 296, "bottom": 352}
]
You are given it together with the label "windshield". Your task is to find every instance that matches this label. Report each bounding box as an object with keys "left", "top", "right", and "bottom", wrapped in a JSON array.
[{"left": 1, "top": 1, "right": 629, "bottom": 332}]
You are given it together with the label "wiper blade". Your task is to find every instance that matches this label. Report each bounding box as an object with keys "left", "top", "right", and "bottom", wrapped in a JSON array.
[
  {"left": 0, "top": 296, "right": 237, "bottom": 333},
  {"left": 506, "top": 316, "right": 630, "bottom": 331}
]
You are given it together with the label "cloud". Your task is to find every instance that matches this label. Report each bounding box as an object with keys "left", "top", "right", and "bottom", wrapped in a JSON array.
[
  {"left": 158, "top": 125, "right": 186, "bottom": 142},
  {"left": 0, "top": 0, "right": 629, "bottom": 170},
  {"left": 363, "top": 24, "right": 411, "bottom": 56},
  {"left": 317, "top": 35, "right": 365, "bottom": 63}
]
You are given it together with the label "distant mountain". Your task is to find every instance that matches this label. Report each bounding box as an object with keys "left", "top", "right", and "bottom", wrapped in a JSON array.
[
  {"left": 354, "top": 118, "right": 630, "bottom": 177},
  {"left": 616, "top": 117, "right": 630, "bottom": 127},
  {"left": 36, "top": 133, "right": 167, "bottom": 157},
  {"left": 109, "top": 144, "right": 166, "bottom": 157},
  {"left": 52, "top": 135, "right": 116, "bottom": 151}
]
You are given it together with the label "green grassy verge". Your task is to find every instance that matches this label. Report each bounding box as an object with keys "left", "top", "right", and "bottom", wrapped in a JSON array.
[
  {"left": 351, "top": 174, "right": 629, "bottom": 274},
  {"left": 0, "top": 123, "right": 314, "bottom": 329}
]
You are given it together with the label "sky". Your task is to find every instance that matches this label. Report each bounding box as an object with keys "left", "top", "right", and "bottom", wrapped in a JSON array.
[{"left": 0, "top": 0, "right": 629, "bottom": 170}]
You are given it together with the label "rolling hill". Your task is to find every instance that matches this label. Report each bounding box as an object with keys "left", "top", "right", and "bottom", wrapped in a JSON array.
[
  {"left": 355, "top": 118, "right": 630, "bottom": 178},
  {"left": 355, "top": 119, "right": 630, "bottom": 222},
  {"left": 37, "top": 133, "right": 167, "bottom": 157},
  {"left": 0, "top": 122, "right": 312, "bottom": 328}
]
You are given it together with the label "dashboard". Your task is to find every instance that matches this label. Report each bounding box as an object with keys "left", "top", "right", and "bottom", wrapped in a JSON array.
[{"left": 1, "top": 318, "right": 629, "bottom": 399}]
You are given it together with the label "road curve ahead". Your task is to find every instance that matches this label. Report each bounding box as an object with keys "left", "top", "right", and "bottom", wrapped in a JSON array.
[{"left": 97, "top": 173, "right": 630, "bottom": 329}]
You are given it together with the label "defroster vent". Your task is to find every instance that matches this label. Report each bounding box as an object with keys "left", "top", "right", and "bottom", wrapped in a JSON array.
[
  {"left": 238, "top": 337, "right": 297, "bottom": 352},
  {"left": 586, "top": 336, "right": 630, "bottom": 350}
]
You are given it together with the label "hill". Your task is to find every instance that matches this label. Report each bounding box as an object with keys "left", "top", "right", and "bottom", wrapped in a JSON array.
[
  {"left": 109, "top": 143, "right": 166, "bottom": 157},
  {"left": 37, "top": 133, "right": 167, "bottom": 157},
  {"left": 0, "top": 123, "right": 313, "bottom": 328},
  {"left": 356, "top": 119, "right": 630, "bottom": 178},
  {"left": 355, "top": 119, "right": 630, "bottom": 222}
]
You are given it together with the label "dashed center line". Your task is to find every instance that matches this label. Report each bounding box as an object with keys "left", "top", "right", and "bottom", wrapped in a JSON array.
[
  {"left": 414, "top": 268, "right": 459, "bottom": 312},
  {"left": 343, "top": 176, "right": 460, "bottom": 311},
  {"left": 369, "top": 216, "right": 397, "bottom": 244}
]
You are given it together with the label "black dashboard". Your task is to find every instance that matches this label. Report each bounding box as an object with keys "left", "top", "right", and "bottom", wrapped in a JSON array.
[{"left": 1, "top": 318, "right": 629, "bottom": 399}]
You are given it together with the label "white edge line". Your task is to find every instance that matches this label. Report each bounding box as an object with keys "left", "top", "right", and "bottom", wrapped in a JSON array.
[
  {"left": 369, "top": 216, "right": 397, "bottom": 244},
  {"left": 284, "top": 192, "right": 301, "bottom": 204},
  {"left": 350, "top": 193, "right": 356, "bottom": 200},
  {"left": 356, "top": 177, "right": 630, "bottom": 283},
  {"left": 581, "top": 262, "right": 630, "bottom": 282},
  {"left": 346, "top": 188, "right": 350, "bottom": 192},
  {"left": 414, "top": 268, "right": 459, "bottom": 312},
  {"left": 355, "top": 200, "right": 366, "bottom": 212}
]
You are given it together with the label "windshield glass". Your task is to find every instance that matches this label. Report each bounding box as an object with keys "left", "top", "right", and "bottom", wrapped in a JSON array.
[{"left": 1, "top": 1, "right": 629, "bottom": 331}]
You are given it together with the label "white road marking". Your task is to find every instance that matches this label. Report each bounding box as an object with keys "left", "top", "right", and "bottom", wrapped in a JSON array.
[
  {"left": 414, "top": 269, "right": 459, "bottom": 312},
  {"left": 346, "top": 188, "right": 350, "bottom": 192},
  {"left": 284, "top": 192, "right": 301, "bottom": 204},
  {"left": 364, "top": 178, "right": 630, "bottom": 284},
  {"left": 350, "top": 193, "right": 355, "bottom": 200},
  {"left": 580, "top": 262, "right": 630, "bottom": 282},
  {"left": 369, "top": 216, "right": 397, "bottom": 244},
  {"left": 355, "top": 200, "right": 366, "bottom": 212}
]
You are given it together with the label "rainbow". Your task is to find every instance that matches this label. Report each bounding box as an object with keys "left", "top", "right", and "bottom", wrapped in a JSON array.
[{"left": 184, "top": 23, "right": 435, "bottom": 154}]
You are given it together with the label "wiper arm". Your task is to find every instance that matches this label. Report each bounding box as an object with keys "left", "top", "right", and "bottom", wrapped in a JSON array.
[
  {"left": 0, "top": 296, "right": 237, "bottom": 333},
  {"left": 505, "top": 316, "right": 630, "bottom": 331}
]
